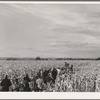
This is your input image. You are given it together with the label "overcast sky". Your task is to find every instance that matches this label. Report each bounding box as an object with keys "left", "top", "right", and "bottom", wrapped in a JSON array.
[{"left": 0, "top": 3, "right": 100, "bottom": 58}]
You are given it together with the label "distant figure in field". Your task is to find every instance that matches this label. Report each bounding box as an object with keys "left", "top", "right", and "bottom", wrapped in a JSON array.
[
  {"left": 70, "top": 65, "right": 74, "bottom": 74},
  {"left": 51, "top": 68, "right": 58, "bottom": 83},
  {"left": 36, "top": 77, "right": 44, "bottom": 92},
  {"left": 23, "top": 74, "right": 31, "bottom": 91},
  {"left": 37, "top": 69, "right": 43, "bottom": 78},
  {"left": 42, "top": 70, "right": 49, "bottom": 84},
  {"left": 65, "top": 62, "right": 69, "bottom": 73},
  {"left": 33, "top": 75, "right": 40, "bottom": 92},
  {"left": 1, "top": 75, "right": 12, "bottom": 91}
]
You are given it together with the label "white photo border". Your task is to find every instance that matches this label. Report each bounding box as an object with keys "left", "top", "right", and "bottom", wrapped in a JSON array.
[{"left": 0, "top": 1, "right": 100, "bottom": 99}]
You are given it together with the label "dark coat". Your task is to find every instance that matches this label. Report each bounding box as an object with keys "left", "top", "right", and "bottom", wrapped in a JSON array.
[{"left": 1, "top": 76, "right": 12, "bottom": 91}]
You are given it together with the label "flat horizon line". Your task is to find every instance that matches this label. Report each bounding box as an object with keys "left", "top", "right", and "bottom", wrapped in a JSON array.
[{"left": 0, "top": 57, "right": 99, "bottom": 60}]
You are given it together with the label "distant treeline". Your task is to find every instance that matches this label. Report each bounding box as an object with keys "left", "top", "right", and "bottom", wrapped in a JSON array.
[{"left": 0, "top": 57, "right": 99, "bottom": 60}]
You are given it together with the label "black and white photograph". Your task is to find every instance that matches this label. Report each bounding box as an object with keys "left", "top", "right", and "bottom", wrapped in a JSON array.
[{"left": 0, "top": 2, "right": 100, "bottom": 93}]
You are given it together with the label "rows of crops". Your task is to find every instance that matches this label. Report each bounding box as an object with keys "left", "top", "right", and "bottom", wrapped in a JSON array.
[{"left": 0, "top": 60, "right": 100, "bottom": 92}]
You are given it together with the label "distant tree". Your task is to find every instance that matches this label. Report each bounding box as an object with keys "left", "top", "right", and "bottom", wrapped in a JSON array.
[
  {"left": 6, "top": 58, "right": 17, "bottom": 60},
  {"left": 96, "top": 58, "right": 100, "bottom": 60},
  {"left": 35, "top": 57, "right": 41, "bottom": 60}
]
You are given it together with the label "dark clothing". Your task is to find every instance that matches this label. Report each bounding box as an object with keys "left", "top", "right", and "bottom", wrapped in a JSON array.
[
  {"left": 42, "top": 70, "right": 48, "bottom": 84},
  {"left": 24, "top": 82, "right": 31, "bottom": 91},
  {"left": 42, "top": 70, "right": 48, "bottom": 79},
  {"left": 24, "top": 75, "right": 30, "bottom": 82},
  {"left": 23, "top": 75, "right": 31, "bottom": 91},
  {"left": 1, "top": 78, "right": 12, "bottom": 91},
  {"left": 51, "top": 68, "right": 58, "bottom": 84}
]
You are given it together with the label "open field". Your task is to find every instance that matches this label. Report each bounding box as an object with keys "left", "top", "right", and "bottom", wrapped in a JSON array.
[
  {"left": 0, "top": 60, "right": 100, "bottom": 92},
  {"left": 0, "top": 60, "right": 99, "bottom": 76}
]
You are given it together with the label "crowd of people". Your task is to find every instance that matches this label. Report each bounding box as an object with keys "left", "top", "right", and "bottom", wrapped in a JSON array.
[{"left": 0, "top": 62, "right": 99, "bottom": 92}]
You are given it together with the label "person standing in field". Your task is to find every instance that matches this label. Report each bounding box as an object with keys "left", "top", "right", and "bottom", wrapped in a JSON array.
[
  {"left": 42, "top": 69, "right": 48, "bottom": 84},
  {"left": 51, "top": 68, "right": 58, "bottom": 84},
  {"left": 36, "top": 77, "right": 44, "bottom": 92},
  {"left": 64, "top": 62, "right": 69, "bottom": 74},
  {"left": 23, "top": 74, "right": 31, "bottom": 91},
  {"left": 1, "top": 75, "right": 12, "bottom": 91}
]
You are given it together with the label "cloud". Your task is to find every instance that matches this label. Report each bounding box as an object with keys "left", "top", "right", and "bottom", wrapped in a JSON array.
[{"left": 0, "top": 3, "right": 100, "bottom": 58}]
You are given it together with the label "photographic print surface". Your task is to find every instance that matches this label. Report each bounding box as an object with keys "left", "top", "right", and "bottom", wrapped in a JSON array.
[{"left": 0, "top": 3, "right": 100, "bottom": 92}]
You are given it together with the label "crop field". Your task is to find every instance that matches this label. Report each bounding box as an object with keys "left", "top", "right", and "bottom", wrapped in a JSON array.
[
  {"left": 0, "top": 60, "right": 99, "bottom": 76},
  {"left": 0, "top": 60, "right": 100, "bottom": 92}
]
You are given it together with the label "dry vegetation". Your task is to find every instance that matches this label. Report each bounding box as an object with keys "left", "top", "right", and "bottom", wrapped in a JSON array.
[{"left": 0, "top": 60, "right": 100, "bottom": 92}]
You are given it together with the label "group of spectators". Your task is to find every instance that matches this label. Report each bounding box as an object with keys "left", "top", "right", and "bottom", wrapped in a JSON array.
[{"left": 0, "top": 62, "right": 77, "bottom": 92}]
